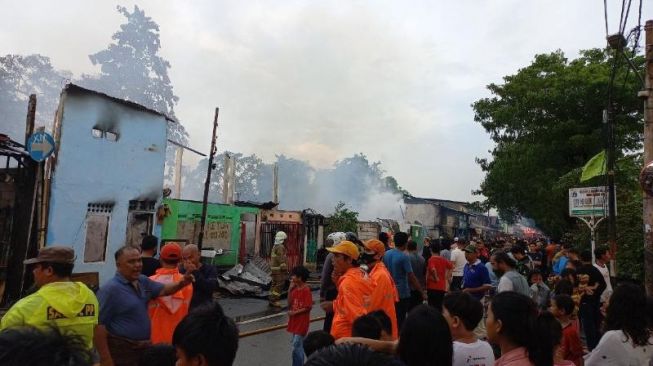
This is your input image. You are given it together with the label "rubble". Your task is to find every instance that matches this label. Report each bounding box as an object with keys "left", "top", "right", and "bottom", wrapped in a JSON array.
[{"left": 217, "top": 257, "right": 272, "bottom": 296}]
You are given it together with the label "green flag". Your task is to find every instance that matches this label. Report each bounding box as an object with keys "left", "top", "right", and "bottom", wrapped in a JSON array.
[{"left": 580, "top": 150, "right": 606, "bottom": 182}]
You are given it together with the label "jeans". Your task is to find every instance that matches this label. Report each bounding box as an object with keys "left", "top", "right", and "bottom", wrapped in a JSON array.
[{"left": 291, "top": 334, "right": 305, "bottom": 366}]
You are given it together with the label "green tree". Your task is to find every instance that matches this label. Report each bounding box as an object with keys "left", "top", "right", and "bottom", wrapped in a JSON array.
[
  {"left": 325, "top": 201, "right": 359, "bottom": 234},
  {"left": 472, "top": 48, "right": 645, "bottom": 280},
  {"left": 473, "top": 49, "right": 643, "bottom": 238}
]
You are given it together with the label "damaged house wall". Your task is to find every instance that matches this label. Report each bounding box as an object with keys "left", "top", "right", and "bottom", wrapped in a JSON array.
[
  {"left": 159, "top": 198, "right": 259, "bottom": 267},
  {"left": 46, "top": 85, "right": 168, "bottom": 285}
]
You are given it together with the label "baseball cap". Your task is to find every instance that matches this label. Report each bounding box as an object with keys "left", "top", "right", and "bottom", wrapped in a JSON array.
[
  {"left": 363, "top": 239, "right": 385, "bottom": 256},
  {"left": 24, "top": 246, "right": 75, "bottom": 265},
  {"left": 161, "top": 243, "right": 182, "bottom": 260},
  {"left": 327, "top": 240, "right": 360, "bottom": 259},
  {"left": 463, "top": 244, "right": 478, "bottom": 253}
]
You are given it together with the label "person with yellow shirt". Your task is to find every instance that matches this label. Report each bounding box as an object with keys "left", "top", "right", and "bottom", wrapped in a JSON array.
[{"left": 0, "top": 246, "right": 99, "bottom": 349}]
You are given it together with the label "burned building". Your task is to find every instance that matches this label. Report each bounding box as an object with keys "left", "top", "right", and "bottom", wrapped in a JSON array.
[{"left": 45, "top": 84, "right": 171, "bottom": 285}]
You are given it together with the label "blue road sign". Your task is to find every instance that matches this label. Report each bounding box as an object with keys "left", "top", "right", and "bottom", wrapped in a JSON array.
[{"left": 26, "top": 131, "right": 55, "bottom": 162}]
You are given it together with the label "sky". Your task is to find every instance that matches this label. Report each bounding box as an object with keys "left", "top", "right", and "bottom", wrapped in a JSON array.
[{"left": 1, "top": 0, "right": 651, "bottom": 202}]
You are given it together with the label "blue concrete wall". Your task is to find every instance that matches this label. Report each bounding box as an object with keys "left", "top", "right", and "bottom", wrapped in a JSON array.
[{"left": 46, "top": 91, "right": 167, "bottom": 284}]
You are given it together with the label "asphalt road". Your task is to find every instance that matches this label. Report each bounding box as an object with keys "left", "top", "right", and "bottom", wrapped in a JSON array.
[{"left": 225, "top": 290, "right": 326, "bottom": 366}]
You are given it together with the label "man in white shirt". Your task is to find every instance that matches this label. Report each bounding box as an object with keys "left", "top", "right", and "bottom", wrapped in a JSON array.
[
  {"left": 593, "top": 246, "right": 613, "bottom": 304},
  {"left": 449, "top": 238, "right": 467, "bottom": 291}
]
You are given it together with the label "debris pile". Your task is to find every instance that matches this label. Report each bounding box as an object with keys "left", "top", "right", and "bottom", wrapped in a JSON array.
[{"left": 217, "top": 257, "right": 272, "bottom": 296}]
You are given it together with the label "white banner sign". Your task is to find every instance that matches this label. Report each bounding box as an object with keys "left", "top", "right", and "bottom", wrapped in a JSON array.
[{"left": 569, "top": 186, "right": 614, "bottom": 217}]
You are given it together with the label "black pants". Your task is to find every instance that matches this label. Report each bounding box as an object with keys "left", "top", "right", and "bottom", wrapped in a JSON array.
[
  {"left": 407, "top": 290, "right": 423, "bottom": 313},
  {"left": 427, "top": 289, "right": 445, "bottom": 311},
  {"left": 579, "top": 301, "right": 601, "bottom": 351},
  {"left": 395, "top": 298, "right": 410, "bottom": 331},
  {"left": 322, "top": 288, "right": 337, "bottom": 333},
  {"left": 451, "top": 276, "right": 463, "bottom": 291}
]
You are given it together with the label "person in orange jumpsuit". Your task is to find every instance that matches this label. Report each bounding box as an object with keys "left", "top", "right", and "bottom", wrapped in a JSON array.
[
  {"left": 361, "top": 239, "right": 399, "bottom": 339},
  {"left": 323, "top": 241, "right": 374, "bottom": 340},
  {"left": 148, "top": 242, "right": 193, "bottom": 344}
]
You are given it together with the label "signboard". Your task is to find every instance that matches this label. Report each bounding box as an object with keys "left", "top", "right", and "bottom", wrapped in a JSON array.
[
  {"left": 569, "top": 186, "right": 615, "bottom": 217},
  {"left": 26, "top": 131, "right": 55, "bottom": 162}
]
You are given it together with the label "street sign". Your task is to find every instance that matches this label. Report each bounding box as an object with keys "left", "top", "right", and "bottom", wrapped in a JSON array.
[
  {"left": 569, "top": 186, "right": 615, "bottom": 217},
  {"left": 26, "top": 131, "right": 55, "bottom": 162}
]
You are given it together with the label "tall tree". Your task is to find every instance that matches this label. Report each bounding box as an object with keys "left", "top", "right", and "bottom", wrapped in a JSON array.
[
  {"left": 0, "top": 54, "right": 71, "bottom": 141},
  {"left": 79, "top": 5, "right": 188, "bottom": 178},
  {"left": 472, "top": 48, "right": 643, "bottom": 252}
]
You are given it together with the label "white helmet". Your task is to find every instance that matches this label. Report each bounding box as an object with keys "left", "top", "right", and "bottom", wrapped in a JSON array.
[
  {"left": 274, "top": 231, "right": 287, "bottom": 245},
  {"left": 326, "top": 232, "right": 347, "bottom": 247}
]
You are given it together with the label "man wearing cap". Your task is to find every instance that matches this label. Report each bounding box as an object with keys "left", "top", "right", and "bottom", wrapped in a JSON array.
[
  {"left": 361, "top": 239, "right": 399, "bottom": 339},
  {"left": 320, "top": 232, "right": 346, "bottom": 333},
  {"left": 0, "top": 246, "right": 99, "bottom": 349},
  {"left": 148, "top": 243, "right": 193, "bottom": 344},
  {"left": 270, "top": 231, "right": 289, "bottom": 307},
  {"left": 322, "top": 240, "right": 373, "bottom": 339},
  {"left": 461, "top": 244, "right": 492, "bottom": 300},
  {"left": 461, "top": 244, "right": 492, "bottom": 339},
  {"left": 95, "top": 245, "right": 193, "bottom": 366}
]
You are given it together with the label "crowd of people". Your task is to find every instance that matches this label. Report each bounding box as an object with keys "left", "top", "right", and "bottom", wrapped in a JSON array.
[
  {"left": 311, "top": 234, "right": 653, "bottom": 366},
  {"left": 0, "top": 233, "right": 652, "bottom": 366}
]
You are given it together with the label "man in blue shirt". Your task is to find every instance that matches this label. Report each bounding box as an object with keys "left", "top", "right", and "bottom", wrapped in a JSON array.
[
  {"left": 95, "top": 246, "right": 193, "bottom": 366},
  {"left": 382, "top": 232, "right": 425, "bottom": 329},
  {"left": 461, "top": 244, "right": 492, "bottom": 300}
]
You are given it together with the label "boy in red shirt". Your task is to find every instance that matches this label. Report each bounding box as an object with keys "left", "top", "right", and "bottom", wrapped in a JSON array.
[
  {"left": 550, "top": 294, "right": 584, "bottom": 366},
  {"left": 287, "top": 266, "right": 313, "bottom": 366},
  {"left": 426, "top": 242, "right": 453, "bottom": 311}
]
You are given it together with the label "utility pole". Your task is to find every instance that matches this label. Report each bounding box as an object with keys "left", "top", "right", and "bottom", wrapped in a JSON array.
[
  {"left": 642, "top": 20, "right": 653, "bottom": 296},
  {"left": 606, "top": 34, "right": 622, "bottom": 274},
  {"left": 198, "top": 108, "right": 219, "bottom": 250}
]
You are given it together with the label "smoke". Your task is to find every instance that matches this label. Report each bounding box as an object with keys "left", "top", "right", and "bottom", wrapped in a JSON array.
[
  {"left": 174, "top": 152, "right": 406, "bottom": 221},
  {"left": 357, "top": 189, "right": 404, "bottom": 222}
]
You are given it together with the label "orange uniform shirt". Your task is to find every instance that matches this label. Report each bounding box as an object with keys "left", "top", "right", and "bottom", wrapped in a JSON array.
[
  {"left": 368, "top": 261, "right": 399, "bottom": 339},
  {"left": 148, "top": 267, "right": 193, "bottom": 344},
  {"left": 330, "top": 267, "right": 374, "bottom": 340}
]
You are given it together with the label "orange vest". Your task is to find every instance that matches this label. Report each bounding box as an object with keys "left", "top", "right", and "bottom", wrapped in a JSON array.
[
  {"left": 369, "top": 261, "right": 399, "bottom": 339},
  {"left": 330, "top": 267, "right": 374, "bottom": 340},
  {"left": 148, "top": 267, "right": 193, "bottom": 344}
]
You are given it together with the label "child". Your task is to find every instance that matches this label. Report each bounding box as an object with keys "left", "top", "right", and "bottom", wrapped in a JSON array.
[
  {"left": 529, "top": 270, "right": 551, "bottom": 311},
  {"left": 352, "top": 313, "right": 383, "bottom": 340},
  {"left": 549, "top": 294, "right": 583, "bottom": 366},
  {"left": 303, "top": 330, "right": 334, "bottom": 358},
  {"left": 287, "top": 266, "right": 313, "bottom": 366},
  {"left": 368, "top": 310, "right": 394, "bottom": 341},
  {"left": 442, "top": 292, "right": 494, "bottom": 366},
  {"left": 537, "top": 311, "right": 576, "bottom": 366}
]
